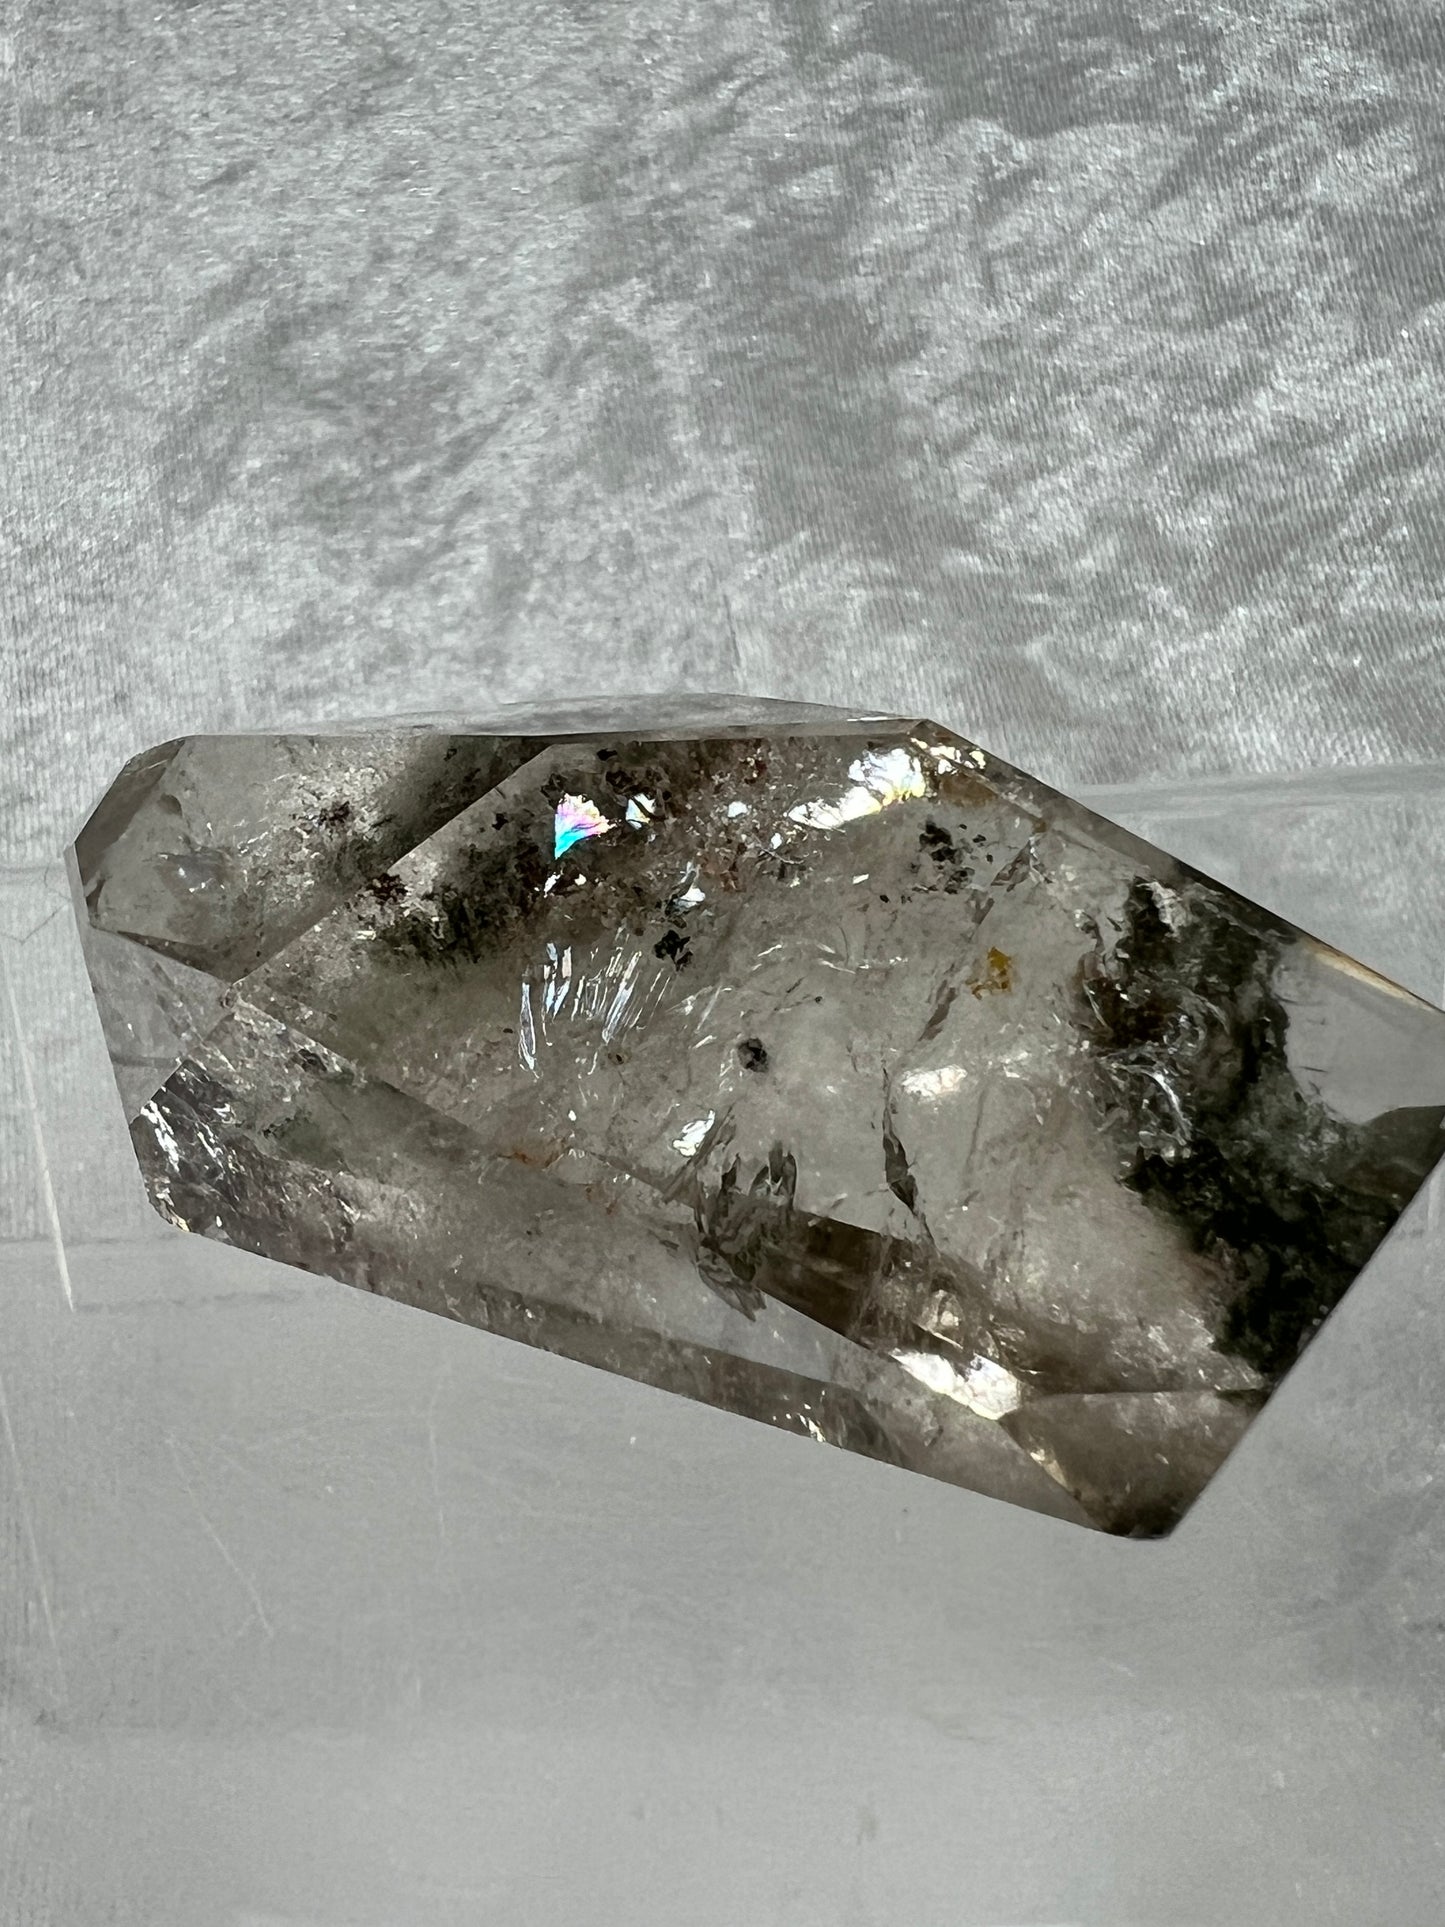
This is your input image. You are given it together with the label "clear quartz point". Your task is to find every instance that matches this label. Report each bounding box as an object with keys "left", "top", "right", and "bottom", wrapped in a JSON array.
[{"left": 69, "top": 695, "right": 1445, "bottom": 1535}]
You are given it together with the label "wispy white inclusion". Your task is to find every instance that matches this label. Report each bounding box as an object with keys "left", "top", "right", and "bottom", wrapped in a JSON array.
[{"left": 518, "top": 980, "right": 537, "bottom": 1074}]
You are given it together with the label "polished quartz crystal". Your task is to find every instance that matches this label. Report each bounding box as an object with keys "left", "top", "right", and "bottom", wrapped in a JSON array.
[{"left": 69, "top": 696, "right": 1445, "bottom": 1534}]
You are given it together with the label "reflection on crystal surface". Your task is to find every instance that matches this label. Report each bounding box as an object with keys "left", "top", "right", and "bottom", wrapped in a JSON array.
[{"left": 69, "top": 696, "right": 1445, "bottom": 1535}]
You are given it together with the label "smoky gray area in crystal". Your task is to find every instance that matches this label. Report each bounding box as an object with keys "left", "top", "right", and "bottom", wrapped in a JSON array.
[{"left": 69, "top": 695, "right": 1445, "bottom": 1536}]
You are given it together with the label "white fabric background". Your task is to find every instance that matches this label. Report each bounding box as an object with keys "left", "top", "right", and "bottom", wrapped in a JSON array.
[{"left": 4, "top": 2, "right": 1445, "bottom": 1922}]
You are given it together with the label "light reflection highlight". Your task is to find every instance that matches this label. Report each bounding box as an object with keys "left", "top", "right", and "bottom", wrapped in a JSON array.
[
  {"left": 671, "top": 1113, "right": 716, "bottom": 1158},
  {"left": 892, "top": 1349, "right": 1022, "bottom": 1420},
  {"left": 899, "top": 1064, "right": 969, "bottom": 1101},
  {"left": 787, "top": 748, "right": 928, "bottom": 832}
]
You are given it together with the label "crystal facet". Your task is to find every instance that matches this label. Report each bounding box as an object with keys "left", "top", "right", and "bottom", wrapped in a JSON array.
[{"left": 69, "top": 698, "right": 1445, "bottom": 1534}]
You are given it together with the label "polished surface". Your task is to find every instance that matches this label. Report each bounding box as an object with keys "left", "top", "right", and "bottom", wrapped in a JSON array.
[{"left": 70, "top": 703, "right": 1445, "bottom": 1537}]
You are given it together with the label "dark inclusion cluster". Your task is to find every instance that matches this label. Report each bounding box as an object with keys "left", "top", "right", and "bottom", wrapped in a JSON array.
[
  {"left": 371, "top": 836, "right": 552, "bottom": 967},
  {"left": 366, "top": 739, "right": 757, "bottom": 976},
  {"left": 1081, "top": 879, "right": 1444, "bottom": 1381}
]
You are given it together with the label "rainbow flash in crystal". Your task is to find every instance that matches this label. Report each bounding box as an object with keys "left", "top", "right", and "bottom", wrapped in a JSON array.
[{"left": 553, "top": 795, "right": 614, "bottom": 858}]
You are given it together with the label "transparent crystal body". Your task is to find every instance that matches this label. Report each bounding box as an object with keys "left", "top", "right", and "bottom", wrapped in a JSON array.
[{"left": 68, "top": 697, "right": 1445, "bottom": 1535}]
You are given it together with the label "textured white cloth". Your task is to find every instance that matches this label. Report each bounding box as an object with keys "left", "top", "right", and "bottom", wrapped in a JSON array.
[{"left": 6, "top": 0, "right": 1445, "bottom": 868}]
